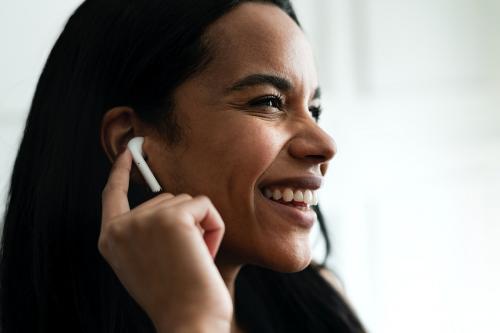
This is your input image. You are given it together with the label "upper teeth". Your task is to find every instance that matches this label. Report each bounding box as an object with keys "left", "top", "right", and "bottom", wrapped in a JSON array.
[{"left": 263, "top": 187, "right": 319, "bottom": 205}]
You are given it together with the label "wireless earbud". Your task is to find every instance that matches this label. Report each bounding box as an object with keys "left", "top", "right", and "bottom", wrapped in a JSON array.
[{"left": 127, "top": 137, "right": 162, "bottom": 193}]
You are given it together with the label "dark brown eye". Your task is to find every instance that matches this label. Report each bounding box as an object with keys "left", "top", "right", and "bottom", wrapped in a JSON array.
[{"left": 249, "top": 95, "right": 284, "bottom": 110}]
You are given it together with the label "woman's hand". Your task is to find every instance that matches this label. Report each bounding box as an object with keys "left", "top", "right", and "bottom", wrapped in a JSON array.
[{"left": 99, "top": 148, "right": 232, "bottom": 333}]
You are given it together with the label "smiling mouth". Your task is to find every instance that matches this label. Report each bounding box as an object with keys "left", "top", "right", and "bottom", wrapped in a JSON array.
[
  {"left": 258, "top": 187, "right": 317, "bottom": 228},
  {"left": 259, "top": 187, "right": 318, "bottom": 211}
]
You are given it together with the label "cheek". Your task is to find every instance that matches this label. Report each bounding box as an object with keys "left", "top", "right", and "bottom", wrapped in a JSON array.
[
  {"left": 222, "top": 120, "right": 284, "bottom": 189},
  {"left": 178, "top": 116, "right": 285, "bottom": 202},
  {"left": 202, "top": 119, "right": 284, "bottom": 224}
]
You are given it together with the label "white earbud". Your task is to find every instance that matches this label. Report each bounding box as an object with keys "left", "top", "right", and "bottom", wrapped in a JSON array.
[{"left": 127, "top": 137, "right": 162, "bottom": 193}]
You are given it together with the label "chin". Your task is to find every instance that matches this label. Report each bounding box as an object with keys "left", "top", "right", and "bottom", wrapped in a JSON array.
[{"left": 257, "top": 241, "right": 312, "bottom": 273}]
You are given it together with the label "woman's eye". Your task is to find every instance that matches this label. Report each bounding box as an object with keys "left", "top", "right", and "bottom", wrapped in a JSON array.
[
  {"left": 246, "top": 95, "right": 321, "bottom": 121},
  {"left": 249, "top": 95, "right": 284, "bottom": 110}
]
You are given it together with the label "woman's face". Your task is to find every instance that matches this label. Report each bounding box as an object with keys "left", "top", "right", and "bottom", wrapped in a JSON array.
[{"left": 146, "top": 2, "right": 336, "bottom": 272}]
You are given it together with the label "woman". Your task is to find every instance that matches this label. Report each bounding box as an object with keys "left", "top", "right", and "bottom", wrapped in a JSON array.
[{"left": 0, "top": 0, "right": 366, "bottom": 332}]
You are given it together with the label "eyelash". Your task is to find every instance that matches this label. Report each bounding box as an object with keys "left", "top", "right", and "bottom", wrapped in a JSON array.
[
  {"left": 248, "top": 94, "right": 322, "bottom": 121},
  {"left": 249, "top": 94, "right": 284, "bottom": 111}
]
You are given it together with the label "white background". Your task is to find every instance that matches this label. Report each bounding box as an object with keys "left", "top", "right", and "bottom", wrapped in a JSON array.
[{"left": 1, "top": 1, "right": 499, "bottom": 332}]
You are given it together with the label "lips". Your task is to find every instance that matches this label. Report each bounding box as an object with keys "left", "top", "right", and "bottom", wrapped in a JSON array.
[
  {"left": 256, "top": 176, "right": 321, "bottom": 228},
  {"left": 259, "top": 176, "right": 322, "bottom": 206},
  {"left": 259, "top": 176, "right": 323, "bottom": 191},
  {"left": 258, "top": 190, "right": 316, "bottom": 228}
]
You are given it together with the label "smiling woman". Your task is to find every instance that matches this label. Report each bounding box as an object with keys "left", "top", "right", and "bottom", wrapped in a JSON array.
[{"left": 0, "top": 1, "right": 365, "bottom": 333}]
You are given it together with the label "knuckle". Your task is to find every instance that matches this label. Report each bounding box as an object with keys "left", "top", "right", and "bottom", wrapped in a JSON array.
[
  {"left": 159, "top": 192, "right": 175, "bottom": 199},
  {"left": 97, "top": 226, "right": 119, "bottom": 257},
  {"left": 176, "top": 193, "right": 193, "bottom": 200},
  {"left": 104, "top": 220, "right": 126, "bottom": 243},
  {"left": 97, "top": 235, "right": 108, "bottom": 256},
  {"left": 195, "top": 195, "right": 211, "bottom": 205}
]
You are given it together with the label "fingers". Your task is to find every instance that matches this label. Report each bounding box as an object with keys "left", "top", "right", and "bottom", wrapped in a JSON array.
[
  {"left": 159, "top": 193, "right": 193, "bottom": 207},
  {"left": 101, "top": 150, "right": 225, "bottom": 260},
  {"left": 133, "top": 193, "right": 191, "bottom": 214},
  {"left": 101, "top": 148, "right": 132, "bottom": 223},
  {"left": 174, "top": 196, "right": 225, "bottom": 258},
  {"left": 201, "top": 203, "right": 225, "bottom": 259}
]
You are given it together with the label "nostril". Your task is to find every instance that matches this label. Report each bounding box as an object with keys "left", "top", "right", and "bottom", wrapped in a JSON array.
[{"left": 306, "top": 154, "right": 327, "bottom": 162}]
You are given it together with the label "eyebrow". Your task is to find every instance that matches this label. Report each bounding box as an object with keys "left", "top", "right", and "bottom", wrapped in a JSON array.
[{"left": 226, "top": 73, "right": 321, "bottom": 100}]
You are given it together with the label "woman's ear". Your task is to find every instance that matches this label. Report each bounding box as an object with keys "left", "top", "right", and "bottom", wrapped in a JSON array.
[
  {"left": 100, "top": 106, "right": 148, "bottom": 185},
  {"left": 101, "top": 106, "right": 167, "bottom": 189},
  {"left": 100, "top": 106, "right": 138, "bottom": 163}
]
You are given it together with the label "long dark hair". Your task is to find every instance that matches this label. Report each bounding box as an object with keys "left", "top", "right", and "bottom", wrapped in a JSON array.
[{"left": 0, "top": 0, "right": 365, "bottom": 332}]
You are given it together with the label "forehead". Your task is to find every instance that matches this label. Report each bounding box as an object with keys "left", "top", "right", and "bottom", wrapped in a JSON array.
[{"left": 200, "top": 2, "right": 318, "bottom": 90}]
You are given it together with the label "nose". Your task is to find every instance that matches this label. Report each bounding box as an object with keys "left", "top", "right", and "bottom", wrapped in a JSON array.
[{"left": 287, "top": 119, "right": 337, "bottom": 175}]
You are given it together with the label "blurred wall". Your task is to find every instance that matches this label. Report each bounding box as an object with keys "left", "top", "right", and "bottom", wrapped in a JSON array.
[
  {"left": 1, "top": 1, "right": 500, "bottom": 332},
  {"left": 292, "top": 0, "right": 500, "bottom": 332},
  {"left": 0, "top": 0, "right": 84, "bottom": 219}
]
